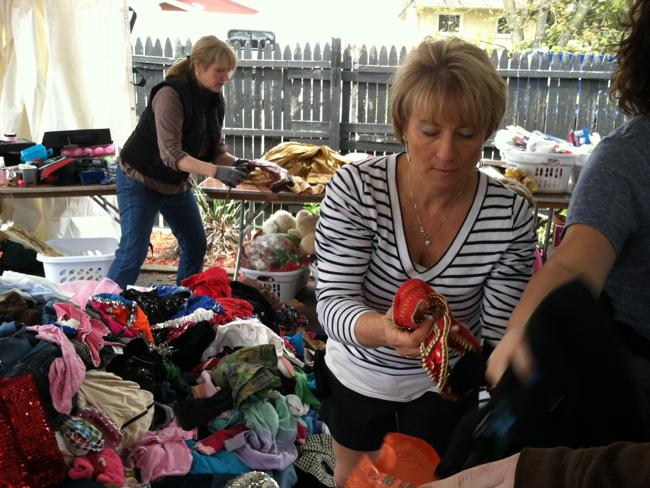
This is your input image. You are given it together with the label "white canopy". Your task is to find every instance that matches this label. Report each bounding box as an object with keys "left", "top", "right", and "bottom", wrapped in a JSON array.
[{"left": 0, "top": 0, "right": 134, "bottom": 239}]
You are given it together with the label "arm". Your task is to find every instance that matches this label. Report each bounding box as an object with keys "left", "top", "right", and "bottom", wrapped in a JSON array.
[
  {"left": 420, "top": 442, "right": 650, "bottom": 488},
  {"left": 315, "top": 166, "right": 429, "bottom": 355},
  {"left": 486, "top": 223, "right": 616, "bottom": 384},
  {"left": 514, "top": 442, "right": 650, "bottom": 488},
  {"left": 487, "top": 136, "right": 637, "bottom": 384},
  {"left": 419, "top": 453, "right": 519, "bottom": 488},
  {"left": 480, "top": 195, "right": 537, "bottom": 348},
  {"left": 152, "top": 87, "right": 244, "bottom": 183}
]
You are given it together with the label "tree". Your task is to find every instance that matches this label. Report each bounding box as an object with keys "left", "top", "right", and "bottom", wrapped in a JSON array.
[{"left": 503, "top": 0, "right": 627, "bottom": 53}]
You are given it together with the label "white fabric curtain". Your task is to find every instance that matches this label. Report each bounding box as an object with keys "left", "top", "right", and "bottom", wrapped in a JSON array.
[{"left": 0, "top": 0, "right": 135, "bottom": 239}]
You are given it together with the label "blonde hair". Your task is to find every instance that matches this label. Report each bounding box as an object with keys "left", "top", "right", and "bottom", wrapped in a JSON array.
[
  {"left": 166, "top": 35, "right": 237, "bottom": 78},
  {"left": 391, "top": 37, "right": 506, "bottom": 142}
]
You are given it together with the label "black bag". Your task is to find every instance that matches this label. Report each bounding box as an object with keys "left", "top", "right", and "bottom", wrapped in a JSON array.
[
  {"left": 0, "top": 240, "right": 45, "bottom": 276},
  {"left": 437, "top": 280, "right": 644, "bottom": 477},
  {"left": 230, "top": 281, "right": 279, "bottom": 333}
]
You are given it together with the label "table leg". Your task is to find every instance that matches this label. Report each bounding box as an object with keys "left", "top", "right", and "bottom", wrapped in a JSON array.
[
  {"left": 542, "top": 209, "right": 555, "bottom": 261},
  {"left": 232, "top": 200, "right": 272, "bottom": 280},
  {"left": 233, "top": 201, "right": 248, "bottom": 280},
  {"left": 90, "top": 195, "right": 120, "bottom": 224}
]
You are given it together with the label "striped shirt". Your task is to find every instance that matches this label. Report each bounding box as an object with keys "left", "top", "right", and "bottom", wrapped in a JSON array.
[{"left": 315, "top": 154, "right": 536, "bottom": 402}]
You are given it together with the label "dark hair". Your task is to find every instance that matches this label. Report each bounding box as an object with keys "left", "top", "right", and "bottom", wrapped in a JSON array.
[{"left": 610, "top": 0, "right": 650, "bottom": 115}]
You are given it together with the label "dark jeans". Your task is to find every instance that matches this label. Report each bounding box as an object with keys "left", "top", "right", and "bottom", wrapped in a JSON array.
[{"left": 107, "top": 165, "right": 207, "bottom": 288}]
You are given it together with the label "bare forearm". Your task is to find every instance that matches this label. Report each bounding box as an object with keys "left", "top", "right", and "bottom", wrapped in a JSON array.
[
  {"left": 354, "top": 309, "right": 430, "bottom": 355},
  {"left": 506, "top": 258, "right": 579, "bottom": 332},
  {"left": 486, "top": 224, "right": 616, "bottom": 384},
  {"left": 354, "top": 311, "right": 388, "bottom": 347}
]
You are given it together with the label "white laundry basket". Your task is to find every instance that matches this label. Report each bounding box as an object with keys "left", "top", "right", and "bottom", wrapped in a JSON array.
[
  {"left": 240, "top": 266, "right": 310, "bottom": 302},
  {"left": 502, "top": 149, "right": 585, "bottom": 193},
  {"left": 36, "top": 237, "right": 118, "bottom": 283}
]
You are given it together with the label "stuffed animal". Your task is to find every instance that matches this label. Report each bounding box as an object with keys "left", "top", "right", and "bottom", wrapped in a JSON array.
[
  {"left": 295, "top": 209, "right": 318, "bottom": 255},
  {"left": 262, "top": 209, "right": 296, "bottom": 235},
  {"left": 68, "top": 447, "right": 125, "bottom": 486},
  {"left": 259, "top": 209, "right": 318, "bottom": 256}
]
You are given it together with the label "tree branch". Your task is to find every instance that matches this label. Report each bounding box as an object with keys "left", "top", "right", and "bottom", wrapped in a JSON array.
[{"left": 556, "top": 0, "right": 591, "bottom": 48}]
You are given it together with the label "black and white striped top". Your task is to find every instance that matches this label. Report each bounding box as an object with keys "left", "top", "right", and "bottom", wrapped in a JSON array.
[{"left": 315, "top": 154, "right": 536, "bottom": 401}]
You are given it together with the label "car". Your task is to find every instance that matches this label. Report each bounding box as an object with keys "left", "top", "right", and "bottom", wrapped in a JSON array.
[{"left": 227, "top": 29, "right": 275, "bottom": 48}]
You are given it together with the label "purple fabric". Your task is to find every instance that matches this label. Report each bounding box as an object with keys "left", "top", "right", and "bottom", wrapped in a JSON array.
[{"left": 224, "top": 429, "right": 298, "bottom": 470}]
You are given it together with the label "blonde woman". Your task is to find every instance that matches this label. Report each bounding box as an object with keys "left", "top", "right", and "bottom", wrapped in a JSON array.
[
  {"left": 315, "top": 37, "right": 536, "bottom": 486},
  {"left": 108, "top": 35, "right": 247, "bottom": 288}
]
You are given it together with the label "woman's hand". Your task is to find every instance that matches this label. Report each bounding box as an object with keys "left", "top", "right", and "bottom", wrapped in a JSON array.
[
  {"left": 419, "top": 453, "right": 519, "bottom": 488},
  {"left": 214, "top": 165, "right": 247, "bottom": 187},
  {"left": 485, "top": 327, "right": 524, "bottom": 385},
  {"left": 486, "top": 326, "right": 536, "bottom": 387},
  {"left": 382, "top": 308, "right": 432, "bottom": 357}
]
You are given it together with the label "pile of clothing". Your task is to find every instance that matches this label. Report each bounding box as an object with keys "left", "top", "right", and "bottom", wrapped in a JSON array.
[{"left": 0, "top": 267, "right": 336, "bottom": 488}]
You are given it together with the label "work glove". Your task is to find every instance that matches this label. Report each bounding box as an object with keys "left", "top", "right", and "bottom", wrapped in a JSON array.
[
  {"left": 213, "top": 165, "right": 247, "bottom": 188},
  {"left": 235, "top": 158, "right": 294, "bottom": 192}
]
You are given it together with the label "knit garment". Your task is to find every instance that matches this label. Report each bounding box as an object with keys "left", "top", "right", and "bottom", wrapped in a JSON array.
[{"left": 60, "top": 416, "right": 105, "bottom": 455}]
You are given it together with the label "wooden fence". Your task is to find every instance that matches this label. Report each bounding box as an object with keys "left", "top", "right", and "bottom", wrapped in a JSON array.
[{"left": 132, "top": 37, "right": 622, "bottom": 160}]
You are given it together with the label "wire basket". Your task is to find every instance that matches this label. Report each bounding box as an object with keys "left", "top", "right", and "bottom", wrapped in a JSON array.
[
  {"left": 502, "top": 149, "right": 585, "bottom": 193},
  {"left": 36, "top": 237, "right": 118, "bottom": 283},
  {"left": 240, "top": 266, "right": 310, "bottom": 302}
]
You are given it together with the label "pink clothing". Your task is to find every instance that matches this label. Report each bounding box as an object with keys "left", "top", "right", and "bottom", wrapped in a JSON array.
[
  {"left": 123, "top": 420, "right": 195, "bottom": 483},
  {"left": 53, "top": 302, "right": 108, "bottom": 367},
  {"left": 27, "top": 325, "right": 86, "bottom": 414},
  {"left": 58, "top": 278, "right": 122, "bottom": 309},
  {"left": 68, "top": 448, "right": 125, "bottom": 485}
]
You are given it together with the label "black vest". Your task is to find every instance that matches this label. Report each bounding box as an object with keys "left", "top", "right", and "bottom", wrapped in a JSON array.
[{"left": 120, "top": 74, "right": 225, "bottom": 185}]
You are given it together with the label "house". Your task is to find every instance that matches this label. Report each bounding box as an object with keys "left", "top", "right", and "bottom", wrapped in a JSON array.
[{"left": 400, "top": 0, "right": 514, "bottom": 50}]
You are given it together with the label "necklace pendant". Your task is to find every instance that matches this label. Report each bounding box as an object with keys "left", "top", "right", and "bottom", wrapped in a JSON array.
[{"left": 424, "top": 238, "right": 432, "bottom": 246}]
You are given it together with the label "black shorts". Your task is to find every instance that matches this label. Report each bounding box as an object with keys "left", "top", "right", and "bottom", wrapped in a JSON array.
[{"left": 319, "top": 364, "right": 477, "bottom": 453}]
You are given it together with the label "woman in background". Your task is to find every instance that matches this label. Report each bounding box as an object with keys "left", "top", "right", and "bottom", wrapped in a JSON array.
[{"left": 108, "top": 35, "right": 247, "bottom": 289}]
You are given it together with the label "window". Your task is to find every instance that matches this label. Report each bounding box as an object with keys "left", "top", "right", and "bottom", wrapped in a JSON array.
[
  {"left": 438, "top": 14, "right": 460, "bottom": 33},
  {"left": 497, "top": 17, "right": 510, "bottom": 34},
  {"left": 227, "top": 29, "right": 275, "bottom": 48}
]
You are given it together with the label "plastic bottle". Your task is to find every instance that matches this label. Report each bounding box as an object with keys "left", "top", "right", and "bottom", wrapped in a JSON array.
[{"left": 0, "top": 156, "right": 7, "bottom": 186}]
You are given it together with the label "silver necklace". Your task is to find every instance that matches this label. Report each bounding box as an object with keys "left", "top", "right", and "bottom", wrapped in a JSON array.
[{"left": 406, "top": 163, "right": 467, "bottom": 247}]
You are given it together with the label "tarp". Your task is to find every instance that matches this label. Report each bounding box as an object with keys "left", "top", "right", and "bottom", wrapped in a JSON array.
[{"left": 0, "top": 0, "right": 135, "bottom": 239}]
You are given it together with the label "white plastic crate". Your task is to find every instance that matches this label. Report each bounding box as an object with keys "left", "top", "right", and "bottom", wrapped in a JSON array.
[
  {"left": 502, "top": 149, "right": 585, "bottom": 193},
  {"left": 240, "top": 266, "right": 310, "bottom": 302},
  {"left": 36, "top": 237, "right": 118, "bottom": 283}
]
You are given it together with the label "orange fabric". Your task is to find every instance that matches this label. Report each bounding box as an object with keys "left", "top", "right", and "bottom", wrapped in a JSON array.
[
  {"left": 345, "top": 433, "right": 439, "bottom": 487},
  {"left": 132, "top": 306, "right": 154, "bottom": 343}
]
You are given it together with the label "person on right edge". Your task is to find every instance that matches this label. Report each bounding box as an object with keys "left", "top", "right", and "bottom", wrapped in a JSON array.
[
  {"left": 423, "top": 1, "right": 650, "bottom": 486},
  {"left": 486, "top": 0, "right": 650, "bottom": 432},
  {"left": 420, "top": 442, "right": 650, "bottom": 488}
]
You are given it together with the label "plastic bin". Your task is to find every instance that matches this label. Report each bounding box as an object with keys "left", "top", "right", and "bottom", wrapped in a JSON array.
[
  {"left": 240, "top": 266, "right": 310, "bottom": 302},
  {"left": 36, "top": 237, "right": 118, "bottom": 283},
  {"left": 502, "top": 149, "right": 585, "bottom": 193}
]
